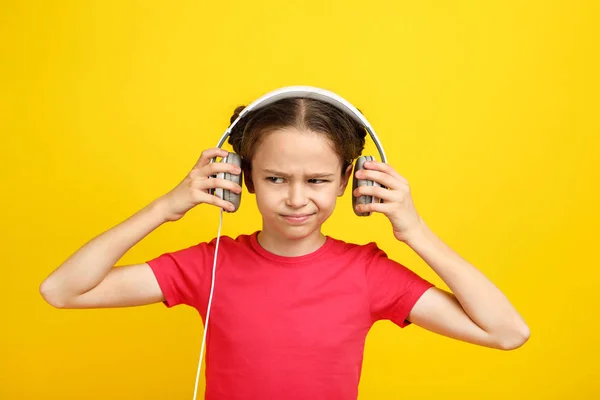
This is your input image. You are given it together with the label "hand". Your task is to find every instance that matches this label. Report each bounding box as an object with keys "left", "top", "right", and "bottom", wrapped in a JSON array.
[
  {"left": 159, "top": 148, "right": 242, "bottom": 222},
  {"left": 353, "top": 160, "right": 424, "bottom": 242}
]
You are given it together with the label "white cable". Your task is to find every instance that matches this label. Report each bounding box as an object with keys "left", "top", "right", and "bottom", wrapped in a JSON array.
[{"left": 192, "top": 208, "right": 223, "bottom": 400}]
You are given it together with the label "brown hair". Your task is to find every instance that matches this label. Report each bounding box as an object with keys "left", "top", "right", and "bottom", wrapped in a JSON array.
[{"left": 227, "top": 98, "right": 367, "bottom": 175}]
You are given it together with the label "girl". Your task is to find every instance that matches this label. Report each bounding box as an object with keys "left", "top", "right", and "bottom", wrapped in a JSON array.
[{"left": 40, "top": 88, "right": 529, "bottom": 400}]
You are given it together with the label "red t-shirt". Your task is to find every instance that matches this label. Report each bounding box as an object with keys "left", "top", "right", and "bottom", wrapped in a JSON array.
[{"left": 147, "top": 231, "right": 433, "bottom": 400}]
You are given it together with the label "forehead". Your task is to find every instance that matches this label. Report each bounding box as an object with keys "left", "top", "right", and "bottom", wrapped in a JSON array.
[{"left": 252, "top": 128, "right": 341, "bottom": 172}]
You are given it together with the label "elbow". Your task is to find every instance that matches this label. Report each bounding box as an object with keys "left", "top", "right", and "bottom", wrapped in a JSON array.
[
  {"left": 496, "top": 324, "right": 531, "bottom": 351},
  {"left": 39, "top": 279, "right": 66, "bottom": 309}
]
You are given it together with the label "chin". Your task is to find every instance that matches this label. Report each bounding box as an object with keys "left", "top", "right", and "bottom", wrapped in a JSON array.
[
  {"left": 267, "top": 220, "right": 321, "bottom": 242},
  {"left": 279, "top": 226, "right": 317, "bottom": 240}
]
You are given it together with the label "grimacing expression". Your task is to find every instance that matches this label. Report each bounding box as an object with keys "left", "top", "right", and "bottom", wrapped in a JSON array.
[{"left": 249, "top": 127, "right": 352, "bottom": 241}]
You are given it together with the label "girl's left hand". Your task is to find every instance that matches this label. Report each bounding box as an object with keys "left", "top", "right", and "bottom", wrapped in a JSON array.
[{"left": 353, "top": 160, "right": 424, "bottom": 242}]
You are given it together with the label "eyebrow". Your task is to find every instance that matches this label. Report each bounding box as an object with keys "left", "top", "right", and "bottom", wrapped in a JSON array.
[{"left": 261, "top": 169, "right": 335, "bottom": 178}]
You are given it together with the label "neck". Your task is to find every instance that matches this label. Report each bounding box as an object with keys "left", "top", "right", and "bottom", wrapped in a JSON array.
[{"left": 257, "top": 227, "right": 327, "bottom": 257}]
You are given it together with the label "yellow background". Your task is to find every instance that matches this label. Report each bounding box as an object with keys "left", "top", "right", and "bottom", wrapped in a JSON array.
[{"left": 2, "top": 1, "right": 598, "bottom": 399}]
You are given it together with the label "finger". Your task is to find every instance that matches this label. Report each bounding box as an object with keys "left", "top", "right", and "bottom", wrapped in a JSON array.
[
  {"left": 205, "top": 160, "right": 242, "bottom": 176},
  {"left": 354, "top": 201, "right": 391, "bottom": 215},
  {"left": 191, "top": 160, "right": 241, "bottom": 179},
  {"left": 196, "top": 177, "right": 243, "bottom": 194},
  {"left": 194, "top": 148, "right": 229, "bottom": 168},
  {"left": 355, "top": 169, "right": 405, "bottom": 190},
  {"left": 363, "top": 161, "right": 408, "bottom": 183},
  {"left": 353, "top": 184, "right": 397, "bottom": 202},
  {"left": 199, "top": 192, "right": 237, "bottom": 212}
]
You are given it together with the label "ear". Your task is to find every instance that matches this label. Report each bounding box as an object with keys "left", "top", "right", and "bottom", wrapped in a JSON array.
[
  {"left": 337, "top": 164, "right": 354, "bottom": 197},
  {"left": 244, "top": 168, "right": 255, "bottom": 193}
]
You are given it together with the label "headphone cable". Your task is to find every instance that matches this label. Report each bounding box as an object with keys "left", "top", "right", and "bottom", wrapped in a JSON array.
[{"left": 192, "top": 208, "right": 223, "bottom": 400}]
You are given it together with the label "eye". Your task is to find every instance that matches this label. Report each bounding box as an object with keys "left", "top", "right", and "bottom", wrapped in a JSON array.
[
  {"left": 267, "top": 177, "right": 285, "bottom": 184},
  {"left": 308, "top": 179, "right": 328, "bottom": 184}
]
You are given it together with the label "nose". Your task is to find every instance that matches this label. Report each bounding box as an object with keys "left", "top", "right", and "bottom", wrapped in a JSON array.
[{"left": 285, "top": 182, "right": 309, "bottom": 208}]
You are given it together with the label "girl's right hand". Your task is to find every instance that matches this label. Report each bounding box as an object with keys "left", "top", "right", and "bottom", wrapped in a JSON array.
[{"left": 159, "top": 148, "right": 243, "bottom": 222}]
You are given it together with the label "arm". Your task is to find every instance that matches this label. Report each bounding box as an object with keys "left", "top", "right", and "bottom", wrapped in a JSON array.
[
  {"left": 405, "top": 221, "right": 530, "bottom": 350},
  {"left": 353, "top": 160, "right": 529, "bottom": 350},
  {"left": 39, "top": 148, "right": 242, "bottom": 309},
  {"left": 39, "top": 200, "right": 168, "bottom": 308}
]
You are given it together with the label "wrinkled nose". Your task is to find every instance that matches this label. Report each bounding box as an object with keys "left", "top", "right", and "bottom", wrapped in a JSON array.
[{"left": 285, "top": 183, "right": 309, "bottom": 208}]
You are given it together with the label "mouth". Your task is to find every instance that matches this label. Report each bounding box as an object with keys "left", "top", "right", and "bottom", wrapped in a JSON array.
[{"left": 281, "top": 213, "right": 315, "bottom": 224}]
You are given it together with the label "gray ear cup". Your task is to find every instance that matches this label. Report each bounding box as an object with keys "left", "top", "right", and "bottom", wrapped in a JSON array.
[
  {"left": 352, "top": 156, "right": 379, "bottom": 217},
  {"left": 214, "top": 152, "right": 243, "bottom": 212}
]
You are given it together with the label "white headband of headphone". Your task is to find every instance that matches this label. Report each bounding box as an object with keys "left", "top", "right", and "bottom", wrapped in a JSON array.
[{"left": 215, "top": 86, "right": 387, "bottom": 163}]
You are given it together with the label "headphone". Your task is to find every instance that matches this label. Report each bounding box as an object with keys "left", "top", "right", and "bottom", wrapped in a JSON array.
[
  {"left": 192, "top": 87, "right": 389, "bottom": 400},
  {"left": 212, "top": 85, "right": 388, "bottom": 216}
]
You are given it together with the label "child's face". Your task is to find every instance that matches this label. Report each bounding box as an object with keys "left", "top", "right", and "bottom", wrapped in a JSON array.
[{"left": 250, "top": 127, "right": 352, "bottom": 242}]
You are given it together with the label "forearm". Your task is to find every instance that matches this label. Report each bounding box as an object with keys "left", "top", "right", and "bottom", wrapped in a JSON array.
[
  {"left": 404, "top": 220, "right": 529, "bottom": 341},
  {"left": 40, "top": 198, "right": 169, "bottom": 303}
]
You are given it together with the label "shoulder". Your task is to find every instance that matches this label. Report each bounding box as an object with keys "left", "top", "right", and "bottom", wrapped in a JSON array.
[
  {"left": 325, "top": 236, "right": 388, "bottom": 262},
  {"left": 152, "top": 231, "right": 257, "bottom": 261},
  {"left": 190, "top": 231, "right": 260, "bottom": 263},
  {"left": 206, "top": 231, "right": 258, "bottom": 250}
]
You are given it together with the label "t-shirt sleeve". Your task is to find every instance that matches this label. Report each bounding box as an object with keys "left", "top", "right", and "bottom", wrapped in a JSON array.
[
  {"left": 365, "top": 243, "right": 434, "bottom": 328},
  {"left": 146, "top": 241, "right": 214, "bottom": 309}
]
